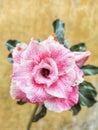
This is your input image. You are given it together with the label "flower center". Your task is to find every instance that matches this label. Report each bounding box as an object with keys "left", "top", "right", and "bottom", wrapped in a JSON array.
[{"left": 41, "top": 68, "right": 50, "bottom": 78}]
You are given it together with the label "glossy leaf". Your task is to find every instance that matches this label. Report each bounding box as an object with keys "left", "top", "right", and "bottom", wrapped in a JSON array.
[
  {"left": 79, "top": 81, "right": 97, "bottom": 107},
  {"left": 8, "top": 53, "right": 13, "bottom": 64},
  {"left": 5, "top": 40, "right": 20, "bottom": 52},
  {"left": 53, "top": 19, "right": 65, "bottom": 44},
  {"left": 70, "top": 43, "right": 86, "bottom": 52},
  {"left": 63, "top": 39, "right": 69, "bottom": 48},
  {"left": 71, "top": 103, "right": 81, "bottom": 115},
  {"left": 32, "top": 105, "right": 47, "bottom": 122},
  {"left": 81, "top": 64, "right": 98, "bottom": 76}
]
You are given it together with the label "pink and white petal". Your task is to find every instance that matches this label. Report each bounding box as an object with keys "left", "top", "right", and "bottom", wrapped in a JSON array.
[
  {"left": 68, "top": 86, "right": 79, "bottom": 105},
  {"left": 10, "top": 80, "right": 29, "bottom": 102},
  {"left": 24, "top": 80, "right": 51, "bottom": 103},
  {"left": 12, "top": 61, "right": 34, "bottom": 80},
  {"left": 44, "top": 98, "right": 72, "bottom": 112},
  {"left": 22, "top": 39, "right": 50, "bottom": 63},
  {"left": 49, "top": 44, "right": 75, "bottom": 74},
  {"left": 32, "top": 66, "right": 52, "bottom": 85},
  {"left": 40, "top": 35, "right": 60, "bottom": 46},
  {"left": 57, "top": 56, "right": 75, "bottom": 75},
  {"left": 12, "top": 43, "right": 27, "bottom": 63},
  {"left": 74, "top": 66, "right": 84, "bottom": 85},
  {"left": 45, "top": 79, "right": 67, "bottom": 98},
  {"left": 32, "top": 58, "right": 58, "bottom": 86},
  {"left": 11, "top": 77, "right": 50, "bottom": 103},
  {"left": 39, "top": 36, "right": 75, "bottom": 74},
  {"left": 46, "top": 69, "right": 76, "bottom": 98},
  {"left": 44, "top": 86, "right": 79, "bottom": 112},
  {"left": 74, "top": 51, "right": 91, "bottom": 67}
]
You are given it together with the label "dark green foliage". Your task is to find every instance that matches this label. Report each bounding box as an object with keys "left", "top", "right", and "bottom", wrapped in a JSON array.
[
  {"left": 5, "top": 40, "right": 20, "bottom": 63},
  {"left": 5, "top": 40, "right": 20, "bottom": 52},
  {"left": 63, "top": 39, "right": 69, "bottom": 48},
  {"left": 53, "top": 19, "right": 65, "bottom": 43},
  {"left": 8, "top": 53, "right": 13, "bottom": 64},
  {"left": 71, "top": 80, "right": 97, "bottom": 115},
  {"left": 70, "top": 43, "right": 86, "bottom": 52},
  {"left": 32, "top": 105, "right": 47, "bottom": 122},
  {"left": 79, "top": 81, "right": 97, "bottom": 107},
  {"left": 53, "top": 19, "right": 68, "bottom": 47},
  {"left": 17, "top": 100, "right": 26, "bottom": 105},
  {"left": 81, "top": 64, "right": 98, "bottom": 76},
  {"left": 38, "top": 38, "right": 43, "bottom": 42},
  {"left": 71, "top": 103, "right": 81, "bottom": 115}
]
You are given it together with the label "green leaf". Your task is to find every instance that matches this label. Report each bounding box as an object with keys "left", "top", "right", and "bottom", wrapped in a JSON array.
[
  {"left": 81, "top": 64, "right": 98, "bottom": 76},
  {"left": 63, "top": 39, "right": 69, "bottom": 48},
  {"left": 8, "top": 53, "right": 13, "bottom": 64},
  {"left": 71, "top": 103, "right": 81, "bottom": 115},
  {"left": 5, "top": 40, "right": 20, "bottom": 52},
  {"left": 38, "top": 38, "right": 43, "bottom": 42},
  {"left": 79, "top": 81, "right": 97, "bottom": 107},
  {"left": 53, "top": 19, "right": 65, "bottom": 44},
  {"left": 32, "top": 105, "right": 47, "bottom": 122},
  {"left": 70, "top": 43, "right": 86, "bottom": 52},
  {"left": 17, "top": 100, "right": 26, "bottom": 105}
]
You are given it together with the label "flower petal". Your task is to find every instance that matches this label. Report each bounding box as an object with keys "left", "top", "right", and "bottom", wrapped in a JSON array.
[
  {"left": 10, "top": 80, "right": 29, "bottom": 102},
  {"left": 22, "top": 39, "right": 50, "bottom": 63},
  {"left": 68, "top": 86, "right": 79, "bottom": 104},
  {"left": 74, "top": 51, "right": 91, "bottom": 67},
  {"left": 74, "top": 66, "right": 84, "bottom": 85},
  {"left": 12, "top": 61, "right": 33, "bottom": 80},
  {"left": 24, "top": 80, "right": 51, "bottom": 103},
  {"left": 44, "top": 86, "right": 79, "bottom": 112},
  {"left": 12, "top": 43, "right": 27, "bottom": 63},
  {"left": 32, "top": 58, "right": 58, "bottom": 87},
  {"left": 45, "top": 69, "right": 76, "bottom": 98},
  {"left": 41, "top": 36, "right": 74, "bottom": 74}
]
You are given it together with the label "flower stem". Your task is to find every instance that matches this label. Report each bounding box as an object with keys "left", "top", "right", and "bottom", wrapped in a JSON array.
[{"left": 27, "top": 104, "right": 39, "bottom": 130}]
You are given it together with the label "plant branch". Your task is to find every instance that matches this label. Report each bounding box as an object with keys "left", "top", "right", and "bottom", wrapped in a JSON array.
[{"left": 27, "top": 104, "right": 39, "bottom": 130}]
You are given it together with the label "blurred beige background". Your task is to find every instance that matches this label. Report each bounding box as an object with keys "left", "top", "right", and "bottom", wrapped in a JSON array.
[{"left": 0, "top": 0, "right": 98, "bottom": 130}]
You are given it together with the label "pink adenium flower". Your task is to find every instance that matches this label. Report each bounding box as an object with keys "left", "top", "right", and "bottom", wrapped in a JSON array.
[{"left": 10, "top": 36, "right": 91, "bottom": 112}]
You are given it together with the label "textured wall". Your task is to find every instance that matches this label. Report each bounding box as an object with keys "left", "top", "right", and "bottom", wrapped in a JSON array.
[{"left": 0, "top": 0, "right": 98, "bottom": 130}]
